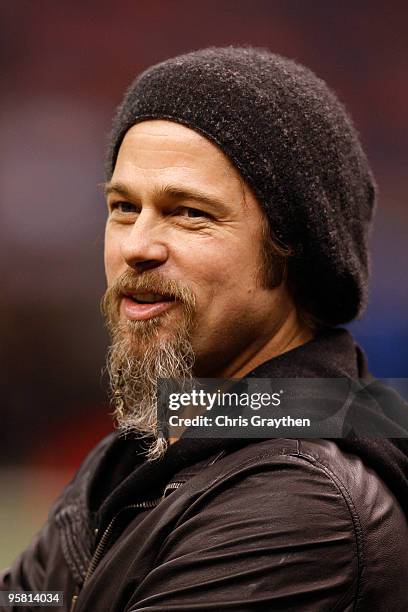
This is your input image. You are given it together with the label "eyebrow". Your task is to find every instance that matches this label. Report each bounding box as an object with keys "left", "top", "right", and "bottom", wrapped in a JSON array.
[{"left": 104, "top": 181, "right": 230, "bottom": 214}]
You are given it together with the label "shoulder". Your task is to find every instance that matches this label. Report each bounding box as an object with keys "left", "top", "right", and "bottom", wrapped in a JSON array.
[
  {"left": 189, "top": 438, "right": 408, "bottom": 607},
  {"left": 155, "top": 440, "right": 363, "bottom": 609},
  {"left": 180, "top": 439, "right": 365, "bottom": 547},
  {"left": 49, "top": 432, "right": 117, "bottom": 516}
]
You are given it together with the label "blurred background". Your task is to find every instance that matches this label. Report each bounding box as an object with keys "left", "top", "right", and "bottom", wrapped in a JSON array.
[{"left": 0, "top": 0, "right": 407, "bottom": 566}]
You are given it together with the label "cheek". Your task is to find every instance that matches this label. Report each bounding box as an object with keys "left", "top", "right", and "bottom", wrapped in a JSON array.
[
  {"left": 176, "top": 235, "right": 258, "bottom": 306},
  {"left": 104, "top": 227, "right": 123, "bottom": 285}
]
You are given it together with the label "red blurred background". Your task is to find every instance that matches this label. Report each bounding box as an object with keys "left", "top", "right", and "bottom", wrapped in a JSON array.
[{"left": 0, "top": 0, "right": 407, "bottom": 563}]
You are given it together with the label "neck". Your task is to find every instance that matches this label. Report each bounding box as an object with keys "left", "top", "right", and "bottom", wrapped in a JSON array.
[
  {"left": 223, "top": 309, "right": 313, "bottom": 379},
  {"left": 168, "top": 305, "right": 313, "bottom": 446},
  {"left": 196, "top": 303, "right": 314, "bottom": 380}
]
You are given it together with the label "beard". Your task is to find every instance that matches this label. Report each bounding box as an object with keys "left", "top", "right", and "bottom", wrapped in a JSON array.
[{"left": 101, "top": 269, "right": 196, "bottom": 461}]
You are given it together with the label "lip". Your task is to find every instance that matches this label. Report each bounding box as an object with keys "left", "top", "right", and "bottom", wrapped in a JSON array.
[{"left": 121, "top": 295, "right": 177, "bottom": 321}]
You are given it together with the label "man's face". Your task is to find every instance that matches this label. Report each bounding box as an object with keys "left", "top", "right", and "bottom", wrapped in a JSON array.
[{"left": 104, "top": 120, "right": 288, "bottom": 377}]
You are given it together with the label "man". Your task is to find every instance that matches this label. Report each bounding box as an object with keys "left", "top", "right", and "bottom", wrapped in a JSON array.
[{"left": 2, "top": 47, "right": 408, "bottom": 611}]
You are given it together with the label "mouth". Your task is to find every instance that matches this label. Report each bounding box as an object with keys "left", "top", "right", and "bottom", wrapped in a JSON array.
[
  {"left": 121, "top": 291, "right": 177, "bottom": 321},
  {"left": 125, "top": 292, "right": 175, "bottom": 304}
]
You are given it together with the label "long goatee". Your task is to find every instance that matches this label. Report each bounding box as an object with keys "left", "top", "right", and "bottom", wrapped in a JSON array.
[{"left": 102, "top": 270, "right": 196, "bottom": 460}]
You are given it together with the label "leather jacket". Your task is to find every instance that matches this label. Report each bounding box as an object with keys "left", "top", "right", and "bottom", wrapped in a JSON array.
[{"left": 2, "top": 329, "right": 408, "bottom": 611}]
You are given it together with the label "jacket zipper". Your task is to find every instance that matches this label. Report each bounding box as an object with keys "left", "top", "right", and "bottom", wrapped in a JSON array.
[
  {"left": 163, "top": 481, "right": 184, "bottom": 496},
  {"left": 70, "top": 497, "right": 162, "bottom": 611},
  {"left": 70, "top": 484, "right": 185, "bottom": 611}
]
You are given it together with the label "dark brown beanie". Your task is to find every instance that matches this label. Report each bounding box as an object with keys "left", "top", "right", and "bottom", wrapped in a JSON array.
[{"left": 106, "top": 46, "right": 376, "bottom": 326}]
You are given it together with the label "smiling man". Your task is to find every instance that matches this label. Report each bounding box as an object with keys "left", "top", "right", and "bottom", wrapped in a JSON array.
[
  {"left": 101, "top": 118, "right": 312, "bottom": 460},
  {"left": 2, "top": 47, "right": 408, "bottom": 611}
]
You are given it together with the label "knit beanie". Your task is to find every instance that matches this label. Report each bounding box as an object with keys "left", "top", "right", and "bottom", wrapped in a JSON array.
[{"left": 106, "top": 46, "right": 376, "bottom": 326}]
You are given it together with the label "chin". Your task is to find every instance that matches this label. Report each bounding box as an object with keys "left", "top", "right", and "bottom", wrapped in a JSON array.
[{"left": 122, "top": 315, "right": 177, "bottom": 347}]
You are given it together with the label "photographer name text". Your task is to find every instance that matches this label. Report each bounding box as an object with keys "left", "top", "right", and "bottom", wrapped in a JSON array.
[{"left": 169, "top": 415, "right": 311, "bottom": 428}]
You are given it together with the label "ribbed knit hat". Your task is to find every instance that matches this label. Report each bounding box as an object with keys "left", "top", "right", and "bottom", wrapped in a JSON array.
[{"left": 106, "top": 46, "right": 376, "bottom": 326}]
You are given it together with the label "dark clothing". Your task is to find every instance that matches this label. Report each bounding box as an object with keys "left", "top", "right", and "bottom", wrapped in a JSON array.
[{"left": 2, "top": 329, "right": 408, "bottom": 611}]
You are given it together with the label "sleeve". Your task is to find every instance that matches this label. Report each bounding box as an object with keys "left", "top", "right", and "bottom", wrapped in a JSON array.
[
  {"left": 0, "top": 520, "right": 75, "bottom": 612},
  {"left": 0, "top": 520, "right": 62, "bottom": 591},
  {"left": 0, "top": 434, "right": 116, "bottom": 609},
  {"left": 126, "top": 454, "right": 360, "bottom": 611}
]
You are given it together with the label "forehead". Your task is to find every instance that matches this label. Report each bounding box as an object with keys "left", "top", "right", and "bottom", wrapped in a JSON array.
[{"left": 111, "top": 120, "right": 243, "bottom": 193}]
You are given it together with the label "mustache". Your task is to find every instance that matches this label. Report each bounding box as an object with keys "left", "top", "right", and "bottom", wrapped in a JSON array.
[{"left": 101, "top": 269, "right": 196, "bottom": 321}]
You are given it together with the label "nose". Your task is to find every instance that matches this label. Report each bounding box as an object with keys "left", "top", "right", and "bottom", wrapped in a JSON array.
[{"left": 120, "top": 209, "right": 169, "bottom": 272}]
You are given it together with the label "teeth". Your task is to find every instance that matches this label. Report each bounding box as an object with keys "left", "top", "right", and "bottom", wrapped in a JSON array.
[{"left": 132, "top": 293, "right": 163, "bottom": 304}]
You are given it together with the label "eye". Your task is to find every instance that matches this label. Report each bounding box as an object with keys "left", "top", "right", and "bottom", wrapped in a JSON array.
[
  {"left": 177, "top": 207, "right": 211, "bottom": 219},
  {"left": 110, "top": 201, "right": 137, "bottom": 214}
]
